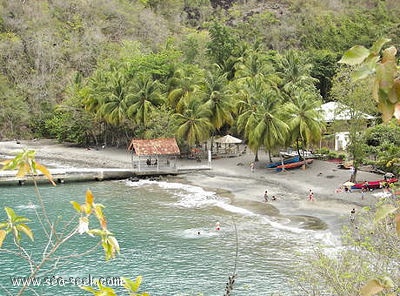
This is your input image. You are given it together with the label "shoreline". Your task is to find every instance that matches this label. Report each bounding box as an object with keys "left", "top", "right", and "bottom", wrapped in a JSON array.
[{"left": 0, "top": 139, "right": 388, "bottom": 224}]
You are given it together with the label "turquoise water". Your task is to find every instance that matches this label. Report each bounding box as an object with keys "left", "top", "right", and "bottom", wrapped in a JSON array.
[{"left": 0, "top": 179, "right": 341, "bottom": 295}]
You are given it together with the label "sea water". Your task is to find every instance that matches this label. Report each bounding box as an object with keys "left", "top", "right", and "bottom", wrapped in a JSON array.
[{"left": 0, "top": 179, "right": 342, "bottom": 296}]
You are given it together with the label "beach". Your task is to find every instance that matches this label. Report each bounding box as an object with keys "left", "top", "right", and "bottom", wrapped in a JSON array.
[
  {"left": 0, "top": 139, "right": 386, "bottom": 218},
  {"left": 0, "top": 139, "right": 393, "bottom": 295}
]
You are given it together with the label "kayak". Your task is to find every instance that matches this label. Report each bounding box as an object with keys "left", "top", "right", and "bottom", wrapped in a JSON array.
[
  {"left": 351, "top": 178, "right": 398, "bottom": 190},
  {"left": 276, "top": 159, "right": 314, "bottom": 172}
]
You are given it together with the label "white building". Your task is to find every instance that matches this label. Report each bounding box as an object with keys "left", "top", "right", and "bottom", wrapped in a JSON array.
[{"left": 320, "top": 102, "right": 375, "bottom": 151}]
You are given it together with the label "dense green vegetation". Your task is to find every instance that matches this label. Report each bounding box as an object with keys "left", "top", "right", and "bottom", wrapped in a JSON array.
[
  {"left": 1, "top": 2, "right": 400, "bottom": 295},
  {"left": 1, "top": 0, "right": 400, "bottom": 162}
]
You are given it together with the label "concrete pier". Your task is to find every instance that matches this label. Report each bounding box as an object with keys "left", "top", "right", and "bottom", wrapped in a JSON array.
[{"left": 0, "top": 165, "right": 211, "bottom": 186}]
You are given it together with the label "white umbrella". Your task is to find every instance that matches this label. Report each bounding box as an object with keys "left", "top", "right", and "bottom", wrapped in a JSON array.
[
  {"left": 214, "top": 135, "right": 242, "bottom": 144},
  {"left": 343, "top": 181, "right": 355, "bottom": 187}
]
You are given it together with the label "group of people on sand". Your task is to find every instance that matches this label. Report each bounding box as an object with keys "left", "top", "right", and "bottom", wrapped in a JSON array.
[
  {"left": 263, "top": 190, "right": 277, "bottom": 202},
  {"left": 263, "top": 189, "right": 314, "bottom": 202},
  {"left": 262, "top": 188, "right": 359, "bottom": 224}
]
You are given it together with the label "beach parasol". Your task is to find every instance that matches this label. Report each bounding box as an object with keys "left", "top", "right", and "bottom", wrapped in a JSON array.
[
  {"left": 214, "top": 135, "right": 242, "bottom": 144},
  {"left": 343, "top": 181, "right": 355, "bottom": 187}
]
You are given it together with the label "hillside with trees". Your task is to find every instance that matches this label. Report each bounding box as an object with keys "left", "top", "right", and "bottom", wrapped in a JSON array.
[
  {"left": 1, "top": 1, "right": 400, "bottom": 295},
  {"left": 1, "top": 0, "right": 399, "bottom": 166}
]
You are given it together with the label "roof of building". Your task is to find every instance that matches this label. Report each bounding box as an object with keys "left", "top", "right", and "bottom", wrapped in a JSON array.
[
  {"left": 321, "top": 101, "right": 375, "bottom": 122},
  {"left": 127, "top": 138, "right": 180, "bottom": 156}
]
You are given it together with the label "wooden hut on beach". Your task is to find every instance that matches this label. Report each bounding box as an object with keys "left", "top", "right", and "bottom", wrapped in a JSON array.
[{"left": 127, "top": 138, "right": 180, "bottom": 172}]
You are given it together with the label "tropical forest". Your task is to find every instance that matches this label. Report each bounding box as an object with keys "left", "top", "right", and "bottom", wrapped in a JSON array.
[
  {"left": 1, "top": 1, "right": 400, "bottom": 296},
  {"left": 1, "top": 0, "right": 400, "bottom": 172}
]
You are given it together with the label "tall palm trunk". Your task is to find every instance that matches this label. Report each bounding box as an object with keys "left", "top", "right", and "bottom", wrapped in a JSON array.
[{"left": 254, "top": 149, "right": 259, "bottom": 162}]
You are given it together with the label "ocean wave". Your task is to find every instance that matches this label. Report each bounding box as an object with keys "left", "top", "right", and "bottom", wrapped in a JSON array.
[
  {"left": 16, "top": 204, "right": 39, "bottom": 210},
  {"left": 125, "top": 179, "right": 341, "bottom": 246}
]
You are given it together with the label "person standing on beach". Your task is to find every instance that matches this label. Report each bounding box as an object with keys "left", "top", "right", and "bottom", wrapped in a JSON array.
[
  {"left": 264, "top": 190, "right": 269, "bottom": 202},
  {"left": 250, "top": 162, "right": 255, "bottom": 173},
  {"left": 308, "top": 189, "right": 315, "bottom": 201},
  {"left": 350, "top": 209, "right": 355, "bottom": 222}
]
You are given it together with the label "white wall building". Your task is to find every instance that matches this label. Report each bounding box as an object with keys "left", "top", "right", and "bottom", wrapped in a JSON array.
[{"left": 320, "top": 102, "right": 375, "bottom": 151}]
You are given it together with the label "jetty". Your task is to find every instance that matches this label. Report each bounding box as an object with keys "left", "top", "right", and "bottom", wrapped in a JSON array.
[{"left": 0, "top": 165, "right": 211, "bottom": 186}]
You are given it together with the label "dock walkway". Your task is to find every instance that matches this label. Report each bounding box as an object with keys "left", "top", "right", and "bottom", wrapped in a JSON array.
[{"left": 0, "top": 164, "right": 211, "bottom": 186}]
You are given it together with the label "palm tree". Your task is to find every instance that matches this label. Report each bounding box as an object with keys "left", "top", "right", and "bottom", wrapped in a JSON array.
[
  {"left": 201, "top": 71, "right": 234, "bottom": 131},
  {"left": 253, "top": 95, "right": 290, "bottom": 157},
  {"left": 277, "top": 50, "right": 318, "bottom": 96},
  {"left": 167, "top": 67, "right": 204, "bottom": 114},
  {"left": 236, "top": 77, "right": 287, "bottom": 161},
  {"left": 97, "top": 71, "right": 133, "bottom": 126},
  {"left": 127, "top": 74, "right": 165, "bottom": 128},
  {"left": 173, "top": 98, "right": 214, "bottom": 147},
  {"left": 283, "top": 89, "right": 325, "bottom": 158}
]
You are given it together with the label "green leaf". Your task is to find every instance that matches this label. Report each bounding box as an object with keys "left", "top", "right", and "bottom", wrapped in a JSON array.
[
  {"left": 0, "top": 229, "right": 6, "bottom": 247},
  {"left": 102, "top": 240, "right": 112, "bottom": 261},
  {"left": 0, "top": 222, "right": 9, "bottom": 229},
  {"left": 94, "top": 204, "right": 107, "bottom": 230},
  {"left": 370, "top": 37, "right": 391, "bottom": 55},
  {"left": 374, "top": 204, "right": 398, "bottom": 223},
  {"left": 107, "top": 236, "right": 120, "bottom": 254},
  {"left": 122, "top": 276, "right": 142, "bottom": 292},
  {"left": 70, "top": 201, "right": 82, "bottom": 213},
  {"left": 17, "top": 224, "right": 34, "bottom": 241},
  {"left": 81, "top": 280, "right": 118, "bottom": 295},
  {"left": 339, "top": 45, "right": 370, "bottom": 66},
  {"left": 14, "top": 216, "right": 31, "bottom": 223},
  {"left": 4, "top": 207, "right": 17, "bottom": 221},
  {"left": 35, "top": 163, "right": 56, "bottom": 186},
  {"left": 351, "top": 65, "right": 375, "bottom": 81},
  {"left": 87, "top": 229, "right": 107, "bottom": 237}
]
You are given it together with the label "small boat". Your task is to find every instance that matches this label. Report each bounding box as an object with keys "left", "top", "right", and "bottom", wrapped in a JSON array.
[
  {"left": 276, "top": 159, "right": 314, "bottom": 171},
  {"left": 266, "top": 155, "right": 300, "bottom": 168},
  {"left": 351, "top": 177, "right": 398, "bottom": 190}
]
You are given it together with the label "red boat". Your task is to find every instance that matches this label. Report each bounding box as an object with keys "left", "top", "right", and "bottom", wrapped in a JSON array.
[
  {"left": 276, "top": 159, "right": 313, "bottom": 171},
  {"left": 351, "top": 178, "right": 398, "bottom": 190}
]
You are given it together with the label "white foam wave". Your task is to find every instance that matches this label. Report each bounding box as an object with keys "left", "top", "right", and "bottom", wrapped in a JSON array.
[
  {"left": 312, "top": 230, "right": 342, "bottom": 247},
  {"left": 16, "top": 204, "right": 38, "bottom": 210},
  {"left": 268, "top": 219, "right": 307, "bottom": 234},
  {"left": 125, "top": 179, "right": 340, "bottom": 244}
]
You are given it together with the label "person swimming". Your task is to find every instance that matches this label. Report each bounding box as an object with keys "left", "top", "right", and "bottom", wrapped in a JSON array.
[{"left": 215, "top": 221, "right": 221, "bottom": 231}]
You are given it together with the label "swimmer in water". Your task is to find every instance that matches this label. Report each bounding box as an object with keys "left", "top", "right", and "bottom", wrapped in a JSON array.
[{"left": 215, "top": 221, "right": 221, "bottom": 231}]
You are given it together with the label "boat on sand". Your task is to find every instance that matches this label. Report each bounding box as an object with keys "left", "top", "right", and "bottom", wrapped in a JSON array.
[
  {"left": 351, "top": 177, "right": 398, "bottom": 190},
  {"left": 276, "top": 159, "right": 314, "bottom": 172},
  {"left": 266, "top": 155, "right": 300, "bottom": 168}
]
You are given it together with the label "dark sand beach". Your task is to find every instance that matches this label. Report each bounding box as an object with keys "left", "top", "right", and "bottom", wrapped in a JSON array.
[{"left": 0, "top": 139, "right": 389, "bottom": 219}]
